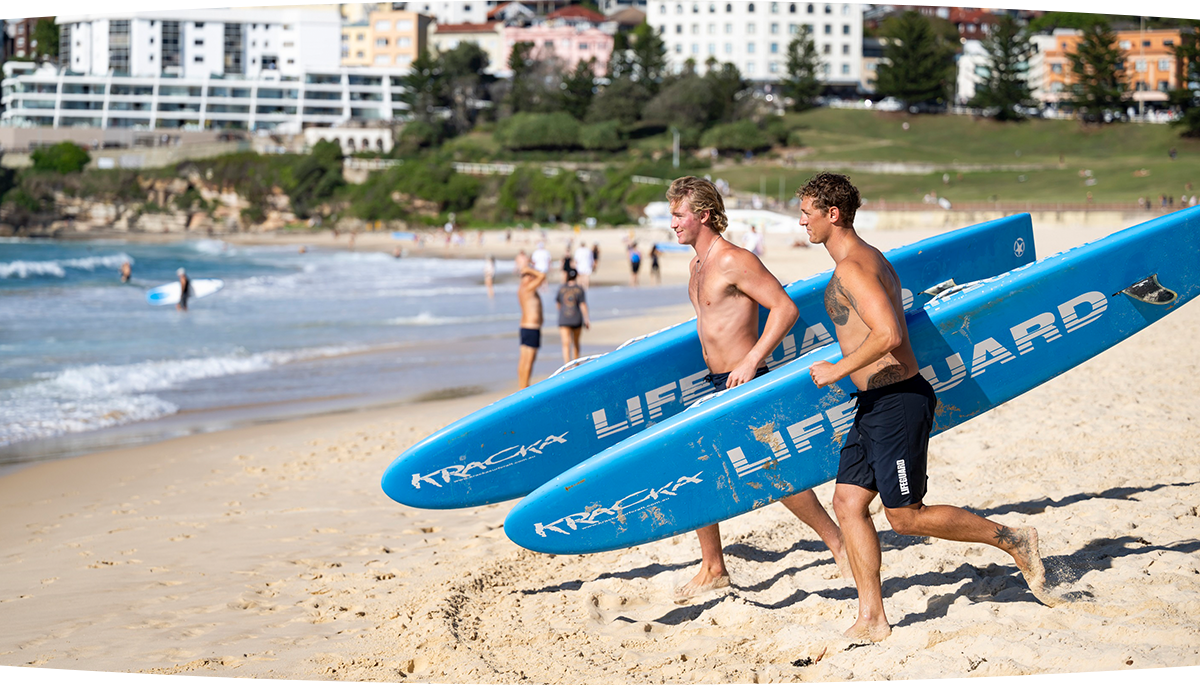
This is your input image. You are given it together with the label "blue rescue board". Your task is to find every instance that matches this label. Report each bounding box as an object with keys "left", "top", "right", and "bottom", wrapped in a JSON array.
[
  {"left": 505, "top": 207, "right": 1200, "bottom": 554},
  {"left": 382, "top": 215, "right": 1036, "bottom": 509}
]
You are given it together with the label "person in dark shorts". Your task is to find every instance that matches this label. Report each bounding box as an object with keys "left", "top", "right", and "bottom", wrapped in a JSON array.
[
  {"left": 801, "top": 172, "right": 1056, "bottom": 642},
  {"left": 555, "top": 268, "right": 589, "bottom": 364},
  {"left": 516, "top": 252, "right": 546, "bottom": 389},
  {"left": 628, "top": 242, "right": 641, "bottom": 285},
  {"left": 649, "top": 244, "right": 661, "bottom": 284}
]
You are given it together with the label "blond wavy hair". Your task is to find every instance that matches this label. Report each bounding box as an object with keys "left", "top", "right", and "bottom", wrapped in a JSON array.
[{"left": 666, "top": 176, "right": 728, "bottom": 235}]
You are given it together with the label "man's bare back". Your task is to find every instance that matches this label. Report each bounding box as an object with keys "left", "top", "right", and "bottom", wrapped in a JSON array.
[{"left": 519, "top": 269, "right": 544, "bottom": 328}]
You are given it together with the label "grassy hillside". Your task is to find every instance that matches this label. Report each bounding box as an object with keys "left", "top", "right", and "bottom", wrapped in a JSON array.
[{"left": 718, "top": 109, "right": 1200, "bottom": 205}]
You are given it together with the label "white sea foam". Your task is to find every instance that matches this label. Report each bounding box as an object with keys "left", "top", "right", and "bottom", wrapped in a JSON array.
[
  {"left": 0, "top": 253, "right": 133, "bottom": 279},
  {"left": 0, "top": 344, "right": 363, "bottom": 446}
]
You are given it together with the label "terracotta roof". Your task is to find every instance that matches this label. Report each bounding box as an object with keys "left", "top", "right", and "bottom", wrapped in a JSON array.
[
  {"left": 434, "top": 21, "right": 501, "bottom": 33},
  {"left": 547, "top": 5, "right": 607, "bottom": 23}
]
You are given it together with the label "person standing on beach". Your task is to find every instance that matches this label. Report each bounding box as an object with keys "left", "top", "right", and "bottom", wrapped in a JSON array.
[
  {"left": 176, "top": 268, "right": 192, "bottom": 312},
  {"left": 484, "top": 254, "right": 496, "bottom": 298},
  {"left": 799, "top": 172, "right": 1055, "bottom": 642},
  {"left": 649, "top": 244, "right": 661, "bottom": 285},
  {"left": 668, "top": 175, "right": 851, "bottom": 602},
  {"left": 573, "top": 241, "right": 595, "bottom": 288},
  {"left": 556, "top": 268, "right": 589, "bottom": 364},
  {"left": 627, "top": 242, "right": 641, "bottom": 286},
  {"left": 517, "top": 252, "right": 547, "bottom": 389}
]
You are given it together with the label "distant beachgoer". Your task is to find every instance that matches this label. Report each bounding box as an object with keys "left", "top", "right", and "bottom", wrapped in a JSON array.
[
  {"left": 573, "top": 241, "right": 595, "bottom": 289},
  {"left": 649, "top": 244, "right": 661, "bottom": 284},
  {"left": 592, "top": 242, "right": 600, "bottom": 272},
  {"left": 531, "top": 242, "right": 552, "bottom": 275},
  {"left": 742, "top": 225, "right": 764, "bottom": 257},
  {"left": 628, "top": 242, "right": 641, "bottom": 286},
  {"left": 484, "top": 254, "right": 496, "bottom": 298},
  {"left": 119, "top": 261, "right": 132, "bottom": 283},
  {"left": 556, "top": 268, "right": 589, "bottom": 364},
  {"left": 176, "top": 268, "right": 192, "bottom": 312},
  {"left": 299, "top": 245, "right": 308, "bottom": 254},
  {"left": 517, "top": 254, "right": 547, "bottom": 390}
]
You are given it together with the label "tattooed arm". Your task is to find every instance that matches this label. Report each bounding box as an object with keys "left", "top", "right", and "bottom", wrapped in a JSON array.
[{"left": 810, "top": 261, "right": 905, "bottom": 389}]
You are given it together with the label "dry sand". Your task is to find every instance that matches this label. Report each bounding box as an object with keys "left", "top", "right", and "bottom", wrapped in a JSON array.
[{"left": 2, "top": 216, "right": 1198, "bottom": 682}]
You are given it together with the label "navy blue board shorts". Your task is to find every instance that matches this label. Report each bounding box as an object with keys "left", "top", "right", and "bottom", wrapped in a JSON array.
[
  {"left": 837, "top": 374, "right": 937, "bottom": 509},
  {"left": 519, "top": 327, "right": 541, "bottom": 349},
  {"left": 706, "top": 365, "right": 770, "bottom": 391}
]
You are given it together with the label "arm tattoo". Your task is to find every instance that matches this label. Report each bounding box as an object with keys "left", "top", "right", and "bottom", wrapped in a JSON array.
[{"left": 824, "top": 274, "right": 850, "bottom": 325}]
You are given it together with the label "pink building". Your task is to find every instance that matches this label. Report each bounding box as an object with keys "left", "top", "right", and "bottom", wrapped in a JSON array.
[{"left": 501, "top": 6, "right": 614, "bottom": 76}]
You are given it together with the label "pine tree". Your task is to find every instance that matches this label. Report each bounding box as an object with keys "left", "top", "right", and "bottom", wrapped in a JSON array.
[
  {"left": 970, "top": 15, "right": 1036, "bottom": 121},
  {"left": 781, "top": 26, "right": 823, "bottom": 112},
  {"left": 1067, "top": 22, "right": 1128, "bottom": 123},
  {"left": 874, "top": 11, "right": 957, "bottom": 111}
]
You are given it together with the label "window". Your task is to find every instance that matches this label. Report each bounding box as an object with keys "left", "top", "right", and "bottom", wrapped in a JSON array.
[
  {"left": 194, "top": 55, "right": 204, "bottom": 62},
  {"left": 397, "top": 20, "right": 413, "bottom": 31},
  {"left": 747, "top": 42, "right": 755, "bottom": 53},
  {"left": 396, "top": 54, "right": 412, "bottom": 65},
  {"left": 1142, "top": 40, "right": 1151, "bottom": 47},
  {"left": 726, "top": 3, "right": 732, "bottom": 10},
  {"left": 677, "top": 24, "right": 683, "bottom": 33},
  {"left": 745, "top": 61, "right": 754, "bottom": 73},
  {"left": 692, "top": 24, "right": 699, "bottom": 34},
  {"left": 692, "top": 43, "right": 700, "bottom": 54},
  {"left": 823, "top": 43, "right": 831, "bottom": 54},
  {"left": 725, "top": 42, "right": 732, "bottom": 54},
  {"left": 726, "top": 23, "right": 733, "bottom": 33},
  {"left": 824, "top": 24, "right": 831, "bottom": 34},
  {"left": 109, "top": 20, "right": 131, "bottom": 74},
  {"left": 375, "top": 55, "right": 389, "bottom": 65},
  {"left": 356, "top": 33, "right": 366, "bottom": 41},
  {"left": 194, "top": 22, "right": 205, "bottom": 28},
  {"left": 747, "top": 23, "right": 756, "bottom": 33},
  {"left": 162, "top": 20, "right": 181, "bottom": 67},
  {"left": 824, "top": 4, "right": 831, "bottom": 13},
  {"left": 693, "top": 2, "right": 700, "bottom": 12},
  {"left": 1163, "top": 39, "right": 1174, "bottom": 47},
  {"left": 842, "top": 63, "right": 850, "bottom": 74},
  {"left": 748, "top": 3, "right": 755, "bottom": 12},
  {"left": 1119, "top": 40, "right": 1131, "bottom": 49},
  {"left": 843, "top": 24, "right": 850, "bottom": 34},
  {"left": 376, "top": 38, "right": 389, "bottom": 47},
  {"left": 807, "top": 2, "right": 814, "bottom": 11},
  {"left": 1159, "top": 80, "right": 1169, "bottom": 91},
  {"left": 789, "top": 2, "right": 796, "bottom": 11},
  {"left": 375, "top": 20, "right": 392, "bottom": 31},
  {"left": 709, "top": 23, "right": 716, "bottom": 34},
  {"left": 580, "top": 42, "right": 590, "bottom": 50},
  {"left": 224, "top": 22, "right": 243, "bottom": 75},
  {"left": 789, "top": 23, "right": 798, "bottom": 34},
  {"left": 771, "top": 22, "right": 779, "bottom": 34},
  {"left": 399, "top": 37, "right": 412, "bottom": 48},
  {"left": 1158, "top": 58, "right": 1170, "bottom": 71},
  {"left": 708, "top": 43, "right": 716, "bottom": 54},
  {"left": 195, "top": 38, "right": 204, "bottom": 46},
  {"left": 769, "top": 61, "right": 779, "bottom": 73},
  {"left": 1051, "top": 63, "right": 1063, "bottom": 74}
]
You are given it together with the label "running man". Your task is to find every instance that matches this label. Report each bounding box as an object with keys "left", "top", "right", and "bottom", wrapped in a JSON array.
[
  {"left": 799, "top": 172, "right": 1055, "bottom": 642},
  {"left": 516, "top": 252, "right": 547, "bottom": 389},
  {"left": 668, "top": 175, "right": 851, "bottom": 602}
]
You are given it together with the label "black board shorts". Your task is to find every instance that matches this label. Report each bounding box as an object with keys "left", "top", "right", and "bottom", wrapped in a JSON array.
[
  {"left": 706, "top": 365, "right": 770, "bottom": 391},
  {"left": 836, "top": 374, "right": 937, "bottom": 508},
  {"left": 519, "top": 327, "right": 541, "bottom": 349}
]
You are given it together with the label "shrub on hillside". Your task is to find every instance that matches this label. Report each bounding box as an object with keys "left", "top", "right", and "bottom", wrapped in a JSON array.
[
  {"left": 579, "top": 121, "right": 625, "bottom": 151},
  {"left": 30, "top": 141, "right": 91, "bottom": 175},
  {"left": 495, "top": 112, "right": 581, "bottom": 151},
  {"left": 700, "top": 121, "right": 771, "bottom": 153}
]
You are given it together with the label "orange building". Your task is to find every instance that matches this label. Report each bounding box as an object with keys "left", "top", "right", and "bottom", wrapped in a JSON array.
[{"left": 1034, "top": 27, "right": 1190, "bottom": 109}]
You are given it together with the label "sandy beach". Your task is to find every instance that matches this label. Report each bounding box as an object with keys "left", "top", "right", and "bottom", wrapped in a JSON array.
[{"left": 2, "top": 215, "right": 1198, "bottom": 682}]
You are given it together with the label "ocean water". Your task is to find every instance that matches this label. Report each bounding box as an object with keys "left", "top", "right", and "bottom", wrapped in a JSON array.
[{"left": 0, "top": 237, "right": 684, "bottom": 468}]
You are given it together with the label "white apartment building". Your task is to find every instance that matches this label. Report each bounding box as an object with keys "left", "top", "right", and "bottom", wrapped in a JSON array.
[
  {"left": 646, "top": 1, "right": 863, "bottom": 87},
  {"left": 0, "top": 9, "right": 416, "bottom": 132},
  {"left": 391, "top": 1, "right": 492, "bottom": 25}
]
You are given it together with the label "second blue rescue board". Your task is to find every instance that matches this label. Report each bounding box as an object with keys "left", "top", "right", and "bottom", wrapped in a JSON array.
[
  {"left": 381, "top": 214, "right": 1036, "bottom": 509},
  {"left": 504, "top": 207, "right": 1200, "bottom": 554}
]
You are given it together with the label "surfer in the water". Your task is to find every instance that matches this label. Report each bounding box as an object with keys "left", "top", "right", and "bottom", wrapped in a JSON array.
[
  {"left": 667, "top": 175, "right": 852, "bottom": 602},
  {"left": 516, "top": 251, "right": 547, "bottom": 389},
  {"left": 801, "top": 172, "right": 1057, "bottom": 642},
  {"left": 176, "top": 268, "right": 192, "bottom": 312}
]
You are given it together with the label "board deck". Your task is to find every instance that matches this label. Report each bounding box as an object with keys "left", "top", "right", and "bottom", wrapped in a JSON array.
[
  {"left": 505, "top": 207, "right": 1200, "bottom": 555},
  {"left": 146, "top": 279, "right": 224, "bottom": 306},
  {"left": 381, "top": 215, "right": 1036, "bottom": 509}
]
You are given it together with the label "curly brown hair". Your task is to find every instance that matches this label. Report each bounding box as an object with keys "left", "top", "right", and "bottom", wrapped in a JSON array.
[
  {"left": 666, "top": 176, "right": 728, "bottom": 235},
  {"left": 797, "top": 172, "right": 862, "bottom": 226}
]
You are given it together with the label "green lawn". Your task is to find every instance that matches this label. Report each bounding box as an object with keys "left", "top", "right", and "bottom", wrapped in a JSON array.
[{"left": 714, "top": 109, "right": 1200, "bottom": 204}]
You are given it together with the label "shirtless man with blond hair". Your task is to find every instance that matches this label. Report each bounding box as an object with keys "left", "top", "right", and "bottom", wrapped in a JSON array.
[
  {"left": 667, "top": 175, "right": 851, "bottom": 601},
  {"left": 800, "top": 172, "right": 1055, "bottom": 642}
]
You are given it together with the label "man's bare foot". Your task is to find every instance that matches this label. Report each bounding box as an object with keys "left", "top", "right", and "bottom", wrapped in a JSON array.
[
  {"left": 995, "top": 525, "right": 1063, "bottom": 607},
  {"left": 844, "top": 618, "right": 891, "bottom": 642},
  {"left": 673, "top": 570, "right": 731, "bottom": 603}
]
